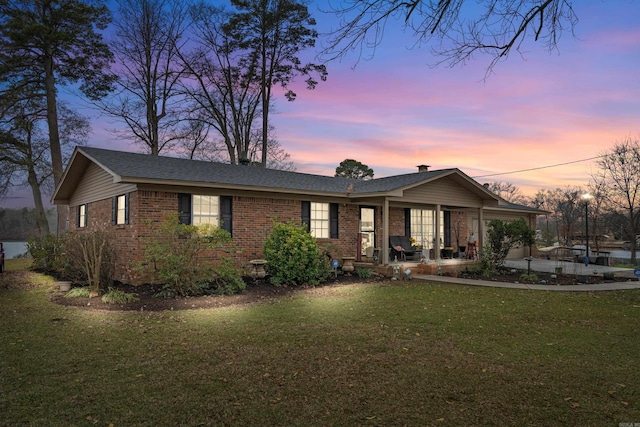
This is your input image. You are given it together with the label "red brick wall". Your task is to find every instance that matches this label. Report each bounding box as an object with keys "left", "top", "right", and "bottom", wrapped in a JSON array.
[{"left": 69, "top": 191, "right": 373, "bottom": 285}]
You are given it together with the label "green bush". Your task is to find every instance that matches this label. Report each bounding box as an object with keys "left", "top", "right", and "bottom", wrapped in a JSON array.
[
  {"left": 141, "top": 213, "right": 232, "bottom": 297},
  {"left": 101, "top": 288, "right": 140, "bottom": 304},
  {"left": 355, "top": 268, "right": 373, "bottom": 279},
  {"left": 209, "top": 257, "right": 246, "bottom": 295},
  {"left": 27, "top": 234, "right": 63, "bottom": 275},
  {"left": 483, "top": 218, "right": 536, "bottom": 274},
  {"left": 263, "top": 221, "right": 329, "bottom": 286}
]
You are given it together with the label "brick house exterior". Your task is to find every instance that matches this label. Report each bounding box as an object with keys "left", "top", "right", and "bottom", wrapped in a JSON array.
[{"left": 54, "top": 147, "right": 543, "bottom": 285}]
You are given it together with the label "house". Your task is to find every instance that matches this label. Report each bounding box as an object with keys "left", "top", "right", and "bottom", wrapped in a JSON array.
[{"left": 52, "top": 146, "right": 544, "bottom": 285}]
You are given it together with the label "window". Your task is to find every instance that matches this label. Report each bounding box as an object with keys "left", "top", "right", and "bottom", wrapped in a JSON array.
[
  {"left": 192, "top": 195, "right": 219, "bottom": 226},
  {"left": 77, "top": 204, "right": 87, "bottom": 228},
  {"left": 310, "top": 202, "right": 329, "bottom": 238},
  {"left": 177, "top": 194, "right": 233, "bottom": 235},
  {"left": 112, "top": 194, "right": 129, "bottom": 225},
  {"left": 302, "top": 201, "right": 338, "bottom": 238},
  {"left": 409, "top": 209, "right": 444, "bottom": 249}
]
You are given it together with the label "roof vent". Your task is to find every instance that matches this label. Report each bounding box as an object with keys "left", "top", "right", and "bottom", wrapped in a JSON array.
[{"left": 417, "top": 164, "right": 430, "bottom": 172}]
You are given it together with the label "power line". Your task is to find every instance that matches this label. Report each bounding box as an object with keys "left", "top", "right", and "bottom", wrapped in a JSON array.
[{"left": 471, "top": 155, "right": 602, "bottom": 179}]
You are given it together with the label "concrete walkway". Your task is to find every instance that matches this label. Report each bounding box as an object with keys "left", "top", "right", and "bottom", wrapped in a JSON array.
[{"left": 413, "top": 258, "right": 640, "bottom": 291}]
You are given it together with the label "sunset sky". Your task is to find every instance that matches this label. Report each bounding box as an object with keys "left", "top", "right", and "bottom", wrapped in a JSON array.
[{"left": 4, "top": 1, "right": 640, "bottom": 208}]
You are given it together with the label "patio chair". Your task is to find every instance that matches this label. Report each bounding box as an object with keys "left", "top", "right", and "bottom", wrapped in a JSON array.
[{"left": 389, "top": 236, "right": 417, "bottom": 261}]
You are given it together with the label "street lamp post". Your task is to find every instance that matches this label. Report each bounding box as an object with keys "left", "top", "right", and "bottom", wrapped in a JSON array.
[{"left": 582, "top": 193, "right": 592, "bottom": 264}]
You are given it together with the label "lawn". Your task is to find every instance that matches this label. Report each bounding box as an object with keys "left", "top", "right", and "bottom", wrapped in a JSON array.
[{"left": 1, "top": 259, "right": 639, "bottom": 426}]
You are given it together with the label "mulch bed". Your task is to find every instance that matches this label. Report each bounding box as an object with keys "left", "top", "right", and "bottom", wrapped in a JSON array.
[
  {"left": 49, "top": 273, "right": 388, "bottom": 312},
  {"left": 455, "top": 269, "right": 608, "bottom": 286}
]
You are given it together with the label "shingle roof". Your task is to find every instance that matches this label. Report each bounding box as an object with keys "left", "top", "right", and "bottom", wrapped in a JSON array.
[
  {"left": 78, "top": 146, "right": 450, "bottom": 195},
  {"left": 54, "top": 147, "right": 544, "bottom": 215}
]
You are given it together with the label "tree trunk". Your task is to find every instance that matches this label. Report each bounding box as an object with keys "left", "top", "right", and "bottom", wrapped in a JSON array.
[
  {"left": 44, "top": 53, "right": 62, "bottom": 187},
  {"left": 27, "top": 165, "right": 50, "bottom": 236},
  {"left": 44, "top": 50, "right": 66, "bottom": 234}
]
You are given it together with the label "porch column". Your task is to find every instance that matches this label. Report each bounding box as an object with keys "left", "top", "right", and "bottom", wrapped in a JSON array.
[
  {"left": 382, "top": 198, "right": 390, "bottom": 265},
  {"left": 478, "top": 207, "right": 484, "bottom": 253},
  {"left": 435, "top": 204, "right": 441, "bottom": 261}
]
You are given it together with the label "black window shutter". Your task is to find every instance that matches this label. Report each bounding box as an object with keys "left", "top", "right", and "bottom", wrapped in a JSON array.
[
  {"left": 124, "top": 193, "right": 130, "bottom": 225},
  {"left": 178, "top": 193, "right": 192, "bottom": 225},
  {"left": 111, "top": 197, "right": 116, "bottom": 225},
  {"left": 444, "top": 211, "right": 451, "bottom": 246},
  {"left": 220, "top": 196, "right": 232, "bottom": 235},
  {"left": 76, "top": 205, "right": 81, "bottom": 227},
  {"left": 404, "top": 208, "right": 411, "bottom": 236},
  {"left": 85, "top": 204, "right": 88, "bottom": 226},
  {"left": 330, "top": 203, "right": 339, "bottom": 238},
  {"left": 301, "top": 201, "right": 311, "bottom": 232}
]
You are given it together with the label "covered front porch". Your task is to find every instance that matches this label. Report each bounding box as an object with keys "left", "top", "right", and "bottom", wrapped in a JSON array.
[{"left": 354, "top": 256, "right": 482, "bottom": 278}]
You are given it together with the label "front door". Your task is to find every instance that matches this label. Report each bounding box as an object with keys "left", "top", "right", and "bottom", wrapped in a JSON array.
[{"left": 360, "top": 207, "right": 375, "bottom": 256}]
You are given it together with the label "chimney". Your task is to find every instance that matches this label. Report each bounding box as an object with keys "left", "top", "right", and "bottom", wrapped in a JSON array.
[{"left": 417, "top": 164, "right": 430, "bottom": 172}]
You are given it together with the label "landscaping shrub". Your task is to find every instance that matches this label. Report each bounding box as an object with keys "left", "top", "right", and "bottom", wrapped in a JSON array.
[
  {"left": 28, "top": 232, "right": 116, "bottom": 294},
  {"left": 65, "top": 286, "right": 91, "bottom": 298},
  {"left": 63, "top": 231, "right": 116, "bottom": 294},
  {"left": 263, "top": 221, "right": 329, "bottom": 286},
  {"left": 355, "top": 268, "right": 373, "bottom": 279},
  {"left": 27, "top": 234, "right": 63, "bottom": 275},
  {"left": 209, "top": 257, "right": 246, "bottom": 295},
  {"left": 483, "top": 218, "right": 535, "bottom": 274},
  {"left": 101, "top": 288, "right": 140, "bottom": 304},
  {"left": 140, "top": 213, "right": 233, "bottom": 297}
]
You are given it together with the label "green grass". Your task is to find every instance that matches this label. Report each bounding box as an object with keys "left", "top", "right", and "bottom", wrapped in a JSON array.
[
  {"left": 4, "top": 257, "right": 32, "bottom": 271},
  {"left": 1, "top": 267, "right": 640, "bottom": 426}
]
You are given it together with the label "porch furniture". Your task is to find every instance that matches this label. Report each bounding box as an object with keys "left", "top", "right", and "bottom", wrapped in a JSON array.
[
  {"left": 441, "top": 248, "right": 454, "bottom": 259},
  {"left": 389, "top": 236, "right": 418, "bottom": 261},
  {"left": 466, "top": 242, "right": 477, "bottom": 259}
]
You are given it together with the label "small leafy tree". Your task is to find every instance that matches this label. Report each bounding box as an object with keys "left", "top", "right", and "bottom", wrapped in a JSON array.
[
  {"left": 484, "top": 218, "right": 535, "bottom": 273},
  {"left": 263, "top": 220, "right": 329, "bottom": 286}
]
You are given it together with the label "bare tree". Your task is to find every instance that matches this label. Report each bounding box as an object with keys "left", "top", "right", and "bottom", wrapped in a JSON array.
[
  {"left": 550, "top": 187, "right": 584, "bottom": 247},
  {"left": 485, "top": 181, "right": 526, "bottom": 204},
  {"left": 323, "top": 0, "right": 578, "bottom": 74},
  {"left": 593, "top": 137, "right": 640, "bottom": 262},
  {"left": 104, "top": 0, "right": 191, "bottom": 155},
  {"left": 530, "top": 189, "right": 554, "bottom": 246},
  {"left": 181, "top": 4, "right": 262, "bottom": 165}
]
